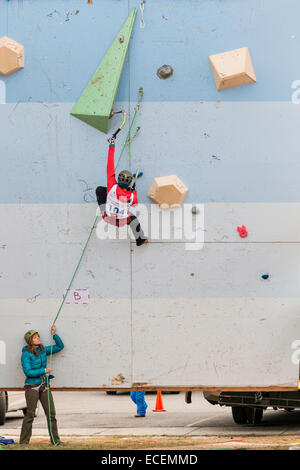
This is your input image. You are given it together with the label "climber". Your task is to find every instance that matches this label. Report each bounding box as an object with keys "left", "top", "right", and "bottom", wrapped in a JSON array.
[
  {"left": 96, "top": 135, "right": 148, "bottom": 246},
  {"left": 19, "top": 326, "right": 65, "bottom": 446}
]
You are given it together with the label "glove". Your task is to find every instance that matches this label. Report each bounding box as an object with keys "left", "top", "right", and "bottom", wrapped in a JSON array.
[{"left": 107, "top": 136, "right": 116, "bottom": 145}]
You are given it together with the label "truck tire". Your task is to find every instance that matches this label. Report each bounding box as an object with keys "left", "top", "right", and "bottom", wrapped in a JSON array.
[
  {"left": 0, "top": 391, "right": 7, "bottom": 425},
  {"left": 232, "top": 406, "right": 263, "bottom": 425},
  {"left": 245, "top": 407, "right": 263, "bottom": 425},
  {"left": 231, "top": 406, "right": 247, "bottom": 424}
]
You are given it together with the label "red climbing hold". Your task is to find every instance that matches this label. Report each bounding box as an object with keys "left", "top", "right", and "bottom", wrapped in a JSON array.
[{"left": 237, "top": 225, "right": 248, "bottom": 238}]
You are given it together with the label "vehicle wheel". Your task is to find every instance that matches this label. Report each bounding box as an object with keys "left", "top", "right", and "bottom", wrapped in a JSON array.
[
  {"left": 245, "top": 407, "right": 263, "bottom": 425},
  {"left": 106, "top": 391, "right": 117, "bottom": 395},
  {"left": 0, "top": 391, "right": 7, "bottom": 425},
  {"left": 231, "top": 406, "right": 247, "bottom": 424}
]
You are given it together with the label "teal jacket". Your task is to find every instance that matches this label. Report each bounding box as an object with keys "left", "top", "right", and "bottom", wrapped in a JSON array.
[{"left": 21, "top": 334, "right": 64, "bottom": 385}]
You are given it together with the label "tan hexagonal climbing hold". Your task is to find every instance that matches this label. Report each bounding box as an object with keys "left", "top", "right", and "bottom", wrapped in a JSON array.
[
  {"left": 0, "top": 36, "right": 24, "bottom": 77},
  {"left": 209, "top": 47, "right": 256, "bottom": 91},
  {"left": 148, "top": 175, "right": 188, "bottom": 209}
]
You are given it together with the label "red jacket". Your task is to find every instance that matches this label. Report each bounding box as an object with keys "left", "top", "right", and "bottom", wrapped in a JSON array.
[{"left": 103, "top": 144, "right": 138, "bottom": 226}]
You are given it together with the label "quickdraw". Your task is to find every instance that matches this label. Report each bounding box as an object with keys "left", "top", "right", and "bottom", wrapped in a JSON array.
[{"left": 140, "top": 1, "right": 146, "bottom": 28}]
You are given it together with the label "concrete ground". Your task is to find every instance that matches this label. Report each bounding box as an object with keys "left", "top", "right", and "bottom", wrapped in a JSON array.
[{"left": 2, "top": 391, "right": 300, "bottom": 441}]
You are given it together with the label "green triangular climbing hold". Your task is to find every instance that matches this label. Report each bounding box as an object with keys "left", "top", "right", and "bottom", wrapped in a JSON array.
[{"left": 71, "top": 8, "right": 137, "bottom": 134}]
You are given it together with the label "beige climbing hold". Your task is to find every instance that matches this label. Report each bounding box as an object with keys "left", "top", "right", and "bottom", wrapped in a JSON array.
[
  {"left": 209, "top": 47, "right": 256, "bottom": 91},
  {"left": 0, "top": 36, "right": 24, "bottom": 77},
  {"left": 148, "top": 175, "right": 188, "bottom": 208}
]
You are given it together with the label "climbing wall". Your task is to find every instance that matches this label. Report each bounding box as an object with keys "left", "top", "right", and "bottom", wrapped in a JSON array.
[{"left": 1, "top": 0, "right": 300, "bottom": 389}]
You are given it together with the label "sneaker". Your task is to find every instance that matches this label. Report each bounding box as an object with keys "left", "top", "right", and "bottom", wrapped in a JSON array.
[{"left": 53, "top": 441, "right": 67, "bottom": 446}]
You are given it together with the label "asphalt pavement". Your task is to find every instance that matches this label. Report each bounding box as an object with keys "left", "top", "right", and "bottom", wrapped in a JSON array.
[{"left": 2, "top": 391, "right": 300, "bottom": 440}]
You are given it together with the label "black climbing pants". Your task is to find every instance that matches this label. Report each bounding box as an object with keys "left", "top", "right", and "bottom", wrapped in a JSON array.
[
  {"left": 96, "top": 186, "right": 146, "bottom": 245},
  {"left": 96, "top": 185, "right": 107, "bottom": 207},
  {"left": 19, "top": 384, "right": 60, "bottom": 445}
]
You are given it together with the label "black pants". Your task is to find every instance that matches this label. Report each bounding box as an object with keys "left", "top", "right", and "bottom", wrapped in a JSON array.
[{"left": 96, "top": 186, "right": 146, "bottom": 245}]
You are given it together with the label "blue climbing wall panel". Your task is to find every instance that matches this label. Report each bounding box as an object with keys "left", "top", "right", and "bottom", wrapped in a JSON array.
[{"left": 1, "top": 0, "right": 300, "bottom": 389}]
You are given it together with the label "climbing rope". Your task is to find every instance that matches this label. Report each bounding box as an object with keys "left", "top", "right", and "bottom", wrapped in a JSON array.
[
  {"left": 115, "top": 88, "right": 144, "bottom": 171},
  {"left": 45, "top": 106, "right": 129, "bottom": 445},
  {"left": 46, "top": 214, "right": 99, "bottom": 445}
]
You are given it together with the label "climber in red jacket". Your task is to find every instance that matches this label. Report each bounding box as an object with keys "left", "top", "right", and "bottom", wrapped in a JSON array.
[{"left": 96, "top": 136, "right": 148, "bottom": 246}]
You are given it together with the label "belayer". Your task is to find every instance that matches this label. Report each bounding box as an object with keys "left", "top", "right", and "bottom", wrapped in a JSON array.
[
  {"left": 19, "top": 326, "right": 65, "bottom": 446},
  {"left": 96, "top": 132, "right": 148, "bottom": 247}
]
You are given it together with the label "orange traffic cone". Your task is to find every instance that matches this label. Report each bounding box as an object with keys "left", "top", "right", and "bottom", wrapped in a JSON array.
[{"left": 152, "top": 391, "right": 166, "bottom": 412}]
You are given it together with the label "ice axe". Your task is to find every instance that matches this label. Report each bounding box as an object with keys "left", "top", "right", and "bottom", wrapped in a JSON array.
[{"left": 131, "top": 168, "right": 143, "bottom": 191}]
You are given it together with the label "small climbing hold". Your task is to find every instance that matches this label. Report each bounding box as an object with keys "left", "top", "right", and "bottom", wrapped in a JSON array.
[
  {"left": 119, "top": 36, "right": 124, "bottom": 43},
  {"left": 261, "top": 274, "right": 269, "bottom": 280},
  {"left": 237, "top": 225, "right": 248, "bottom": 238},
  {"left": 192, "top": 206, "right": 199, "bottom": 215},
  {"left": 157, "top": 65, "right": 174, "bottom": 79},
  {"left": 87, "top": 0, "right": 93, "bottom": 4},
  {"left": 133, "top": 171, "right": 143, "bottom": 179}
]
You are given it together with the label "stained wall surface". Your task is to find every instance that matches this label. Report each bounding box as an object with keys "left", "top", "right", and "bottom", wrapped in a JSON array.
[{"left": 1, "top": 0, "right": 300, "bottom": 389}]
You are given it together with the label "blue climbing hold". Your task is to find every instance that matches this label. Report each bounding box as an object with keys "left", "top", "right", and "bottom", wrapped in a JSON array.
[
  {"left": 133, "top": 171, "right": 143, "bottom": 179},
  {"left": 261, "top": 274, "right": 269, "bottom": 280}
]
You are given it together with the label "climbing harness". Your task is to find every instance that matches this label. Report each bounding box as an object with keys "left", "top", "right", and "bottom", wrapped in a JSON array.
[
  {"left": 115, "top": 88, "right": 144, "bottom": 171},
  {"left": 140, "top": 1, "right": 146, "bottom": 28}
]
